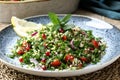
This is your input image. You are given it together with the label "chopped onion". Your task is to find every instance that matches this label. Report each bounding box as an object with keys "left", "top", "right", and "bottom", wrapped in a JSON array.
[
  {"left": 70, "top": 39, "right": 77, "bottom": 49},
  {"left": 31, "top": 32, "right": 38, "bottom": 36},
  {"left": 30, "top": 58, "right": 42, "bottom": 70},
  {"left": 30, "top": 58, "right": 38, "bottom": 64}
]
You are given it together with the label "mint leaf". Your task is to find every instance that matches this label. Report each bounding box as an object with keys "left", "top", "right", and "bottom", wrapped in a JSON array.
[
  {"left": 48, "top": 12, "right": 59, "bottom": 25},
  {"left": 61, "top": 14, "right": 71, "bottom": 24},
  {"left": 52, "top": 25, "right": 60, "bottom": 32},
  {"left": 63, "top": 24, "right": 75, "bottom": 30},
  {"left": 48, "top": 12, "right": 72, "bottom": 31}
]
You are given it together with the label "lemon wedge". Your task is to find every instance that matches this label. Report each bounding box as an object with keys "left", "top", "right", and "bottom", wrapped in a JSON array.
[{"left": 11, "top": 16, "right": 44, "bottom": 37}]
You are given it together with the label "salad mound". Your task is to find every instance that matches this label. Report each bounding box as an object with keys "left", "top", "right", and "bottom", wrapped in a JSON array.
[{"left": 10, "top": 13, "right": 106, "bottom": 70}]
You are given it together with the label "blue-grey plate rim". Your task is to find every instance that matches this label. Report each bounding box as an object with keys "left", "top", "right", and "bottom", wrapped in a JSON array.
[{"left": 0, "top": 14, "right": 120, "bottom": 77}]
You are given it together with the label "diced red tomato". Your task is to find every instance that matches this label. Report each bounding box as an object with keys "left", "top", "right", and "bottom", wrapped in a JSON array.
[
  {"left": 17, "top": 49, "right": 24, "bottom": 55},
  {"left": 45, "top": 51, "right": 50, "bottom": 56},
  {"left": 42, "top": 33, "right": 46, "bottom": 40},
  {"left": 51, "top": 59, "right": 61, "bottom": 67},
  {"left": 92, "top": 40, "right": 99, "bottom": 48},
  {"left": 62, "top": 35, "right": 67, "bottom": 40},
  {"left": 80, "top": 57, "right": 87, "bottom": 62},
  {"left": 22, "top": 41, "right": 31, "bottom": 51},
  {"left": 19, "top": 57, "right": 23, "bottom": 62},
  {"left": 22, "top": 41, "right": 27, "bottom": 47},
  {"left": 65, "top": 54, "right": 74, "bottom": 62},
  {"left": 41, "top": 58, "right": 46, "bottom": 63},
  {"left": 42, "top": 65, "right": 47, "bottom": 70},
  {"left": 25, "top": 43, "right": 31, "bottom": 51}
]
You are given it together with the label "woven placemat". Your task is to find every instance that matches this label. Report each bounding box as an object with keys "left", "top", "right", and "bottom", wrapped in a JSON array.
[{"left": 0, "top": 57, "right": 120, "bottom": 80}]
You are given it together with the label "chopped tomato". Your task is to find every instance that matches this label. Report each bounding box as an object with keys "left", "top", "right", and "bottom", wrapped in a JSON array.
[
  {"left": 92, "top": 40, "right": 99, "bottom": 48},
  {"left": 17, "top": 49, "right": 24, "bottom": 55},
  {"left": 62, "top": 35, "right": 67, "bottom": 40},
  {"left": 42, "top": 33, "right": 46, "bottom": 40},
  {"left": 41, "top": 58, "right": 46, "bottom": 63},
  {"left": 22, "top": 41, "right": 27, "bottom": 47},
  {"left": 80, "top": 57, "right": 87, "bottom": 62},
  {"left": 51, "top": 59, "right": 61, "bottom": 67},
  {"left": 19, "top": 57, "right": 23, "bottom": 62},
  {"left": 45, "top": 51, "right": 50, "bottom": 56},
  {"left": 25, "top": 43, "right": 31, "bottom": 51},
  {"left": 42, "top": 65, "right": 47, "bottom": 70},
  {"left": 65, "top": 54, "right": 74, "bottom": 62},
  {"left": 22, "top": 41, "right": 31, "bottom": 51}
]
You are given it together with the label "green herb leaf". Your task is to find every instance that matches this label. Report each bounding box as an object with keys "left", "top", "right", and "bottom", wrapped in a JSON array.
[
  {"left": 48, "top": 12, "right": 72, "bottom": 31},
  {"left": 61, "top": 14, "right": 71, "bottom": 24},
  {"left": 8, "top": 54, "right": 15, "bottom": 59},
  {"left": 52, "top": 25, "right": 60, "bottom": 32},
  {"left": 22, "top": 52, "right": 32, "bottom": 64},
  {"left": 48, "top": 12, "right": 59, "bottom": 25},
  {"left": 63, "top": 24, "right": 75, "bottom": 30}
]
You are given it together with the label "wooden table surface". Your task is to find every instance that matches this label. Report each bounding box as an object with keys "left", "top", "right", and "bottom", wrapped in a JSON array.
[{"left": 0, "top": 9, "right": 120, "bottom": 80}]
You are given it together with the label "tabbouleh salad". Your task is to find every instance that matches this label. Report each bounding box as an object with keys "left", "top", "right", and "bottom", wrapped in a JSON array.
[{"left": 10, "top": 13, "right": 106, "bottom": 71}]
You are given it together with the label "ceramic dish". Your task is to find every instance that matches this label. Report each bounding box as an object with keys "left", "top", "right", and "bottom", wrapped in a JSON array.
[{"left": 0, "top": 15, "right": 120, "bottom": 77}]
